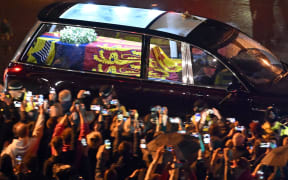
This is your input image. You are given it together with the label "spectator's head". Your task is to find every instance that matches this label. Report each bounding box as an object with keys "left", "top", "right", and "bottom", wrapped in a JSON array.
[
  {"left": 7, "top": 80, "right": 25, "bottom": 101},
  {"left": 14, "top": 122, "right": 29, "bottom": 138},
  {"left": 58, "top": 89, "right": 72, "bottom": 103},
  {"left": 50, "top": 136, "right": 63, "bottom": 155},
  {"left": 87, "top": 131, "right": 102, "bottom": 149},
  {"left": 49, "top": 92, "right": 57, "bottom": 102},
  {"left": 232, "top": 133, "right": 245, "bottom": 147},
  {"left": 118, "top": 141, "right": 131, "bottom": 156},
  {"left": 61, "top": 128, "right": 73, "bottom": 145},
  {"left": 0, "top": 154, "right": 13, "bottom": 176},
  {"left": 249, "top": 121, "right": 263, "bottom": 138},
  {"left": 265, "top": 106, "right": 278, "bottom": 123},
  {"left": 99, "top": 85, "right": 114, "bottom": 105},
  {"left": 283, "top": 137, "right": 288, "bottom": 146}
]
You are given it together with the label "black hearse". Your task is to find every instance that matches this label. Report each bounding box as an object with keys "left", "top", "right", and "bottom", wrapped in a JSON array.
[{"left": 4, "top": 2, "right": 288, "bottom": 122}]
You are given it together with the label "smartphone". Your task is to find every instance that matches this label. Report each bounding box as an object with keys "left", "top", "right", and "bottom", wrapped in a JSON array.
[
  {"left": 110, "top": 99, "right": 119, "bottom": 105},
  {"left": 206, "top": 109, "right": 214, "bottom": 114},
  {"left": 16, "top": 155, "right": 22, "bottom": 165},
  {"left": 14, "top": 101, "right": 21, "bottom": 108},
  {"left": 195, "top": 113, "right": 201, "bottom": 122},
  {"left": 101, "top": 109, "right": 109, "bottom": 115},
  {"left": 90, "top": 105, "right": 101, "bottom": 111},
  {"left": 84, "top": 91, "right": 91, "bottom": 95},
  {"left": 104, "top": 139, "right": 111, "bottom": 150},
  {"left": 117, "top": 114, "right": 123, "bottom": 121},
  {"left": 38, "top": 94, "right": 44, "bottom": 105},
  {"left": 270, "top": 142, "right": 277, "bottom": 149},
  {"left": 165, "top": 146, "right": 173, "bottom": 152},
  {"left": 177, "top": 130, "right": 186, "bottom": 134},
  {"left": 140, "top": 139, "right": 146, "bottom": 149},
  {"left": 235, "top": 126, "right": 244, "bottom": 131},
  {"left": 190, "top": 132, "right": 199, "bottom": 138},
  {"left": 226, "top": 117, "right": 236, "bottom": 123},
  {"left": 49, "top": 88, "right": 56, "bottom": 94},
  {"left": 170, "top": 117, "right": 180, "bottom": 124},
  {"left": 26, "top": 91, "right": 32, "bottom": 101},
  {"left": 81, "top": 138, "right": 87, "bottom": 146},
  {"left": 257, "top": 170, "right": 264, "bottom": 180},
  {"left": 203, "top": 134, "right": 210, "bottom": 144},
  {"left": 260, "top": 142, "right": 270, "bottom": 148}
]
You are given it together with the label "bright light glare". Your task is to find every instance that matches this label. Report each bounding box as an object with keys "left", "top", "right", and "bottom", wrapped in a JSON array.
[{"left": 81, "top": 4, "right": 98, "bottom": 13}]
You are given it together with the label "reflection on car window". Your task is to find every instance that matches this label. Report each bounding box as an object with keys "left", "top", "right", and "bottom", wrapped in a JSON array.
[
  {"left": 148, "top": 37, "right": 183, "bottom": 83},
  {"left": 217, "top": 32, "right": 283, "bottom": 86},
  {"left": 22, "top": 24, "right": 142, "bottom": 77},
  {"left": 192, "top": 47, "right": 234, "bottom": 88}
]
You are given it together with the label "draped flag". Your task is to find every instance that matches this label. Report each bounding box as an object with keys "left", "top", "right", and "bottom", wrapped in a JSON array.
[{"left": 26, "top": 33, "right": 182, "bottom": 81}]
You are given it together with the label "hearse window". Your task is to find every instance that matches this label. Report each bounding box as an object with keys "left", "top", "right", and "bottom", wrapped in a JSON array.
[
  {"left": 22, "top": 24, "right": 142, "bottom": 77},
  {"left": 148, "top": 37, "right": 184, "bottom": 84},
  {"left": 191, "top": 47, "right": 234, "bottom": 88}
]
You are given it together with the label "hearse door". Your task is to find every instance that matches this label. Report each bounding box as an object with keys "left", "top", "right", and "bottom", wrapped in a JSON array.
[
  {"left": 139, "top": 37, "right": 190, "bottom": 117},
  {"left": 186, "top": 46, "right": 251, "bottom": 122}
]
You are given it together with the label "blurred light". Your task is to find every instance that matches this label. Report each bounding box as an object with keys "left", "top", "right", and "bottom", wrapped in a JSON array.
[
  {"left": 81, "top": 4, "right": 98, "bottom": 13},
  {"left": 151, "top": 4, "right": 158, "bottom": 7}
]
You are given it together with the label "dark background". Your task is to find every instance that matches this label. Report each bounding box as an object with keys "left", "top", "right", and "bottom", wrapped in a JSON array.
[{"left": 1, "top": 0, "right": 287, "bottom": 76}]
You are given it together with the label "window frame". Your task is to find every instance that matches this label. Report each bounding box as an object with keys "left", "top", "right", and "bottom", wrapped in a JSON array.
[
  {"left": 19, "top": 22, "right": 146, "bottom": 79},
  {"left": 188, "top": 43, "right": 247, "bottom": 91}
]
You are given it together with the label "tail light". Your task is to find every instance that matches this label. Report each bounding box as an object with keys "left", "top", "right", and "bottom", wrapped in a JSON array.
[{"left": 3, "top": 65, "right": 23, "bottom": 84}]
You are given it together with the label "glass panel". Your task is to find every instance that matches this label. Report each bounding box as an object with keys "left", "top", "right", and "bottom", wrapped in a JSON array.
[
  {"left": 60, "top": 4, "right": 164, "bottom": 28},
  {"left": 149, "top": 12, "right": 206, "bottom": 37},
  {"left": 217, "top": 32, "right": 283, "bottom": 86},
  {"left": 192, "top": 47, "right": 234, "bottom": 88},
  {"left": 21, "top": 24, "right": 142, "bottom": 77},
  {"left": 148, "top": 37, "right": 183, "bottom": 83}
]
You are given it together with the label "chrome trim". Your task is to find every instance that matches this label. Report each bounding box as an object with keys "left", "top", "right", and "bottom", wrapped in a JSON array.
[{"left": 12, "top": 21, "right": 42, "bottom": 62}]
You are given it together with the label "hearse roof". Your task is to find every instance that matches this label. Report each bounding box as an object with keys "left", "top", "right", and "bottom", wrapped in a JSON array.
[{"left": 38, "top": 2, "right": 237, "bottom": 50}]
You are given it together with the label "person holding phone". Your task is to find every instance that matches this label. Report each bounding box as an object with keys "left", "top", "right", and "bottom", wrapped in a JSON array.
[{"left": 156, "top": 106, "right": 168, "bottom": 133}]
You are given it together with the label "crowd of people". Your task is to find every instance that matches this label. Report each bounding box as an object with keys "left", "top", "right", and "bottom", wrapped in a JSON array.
[{"left": 0, "top": 80, "right": 288, "bottom": 180}]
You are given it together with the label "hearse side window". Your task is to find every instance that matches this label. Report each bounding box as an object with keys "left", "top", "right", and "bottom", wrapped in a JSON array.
[
  {"left": 147, "top": 37, "right": 184, "bottom": 83},
  {"left": 191, "top": 47, "right": 234, "bottom": 88},
  {"left": 21, "top": 24, "right": 142, "bottom": 77}
]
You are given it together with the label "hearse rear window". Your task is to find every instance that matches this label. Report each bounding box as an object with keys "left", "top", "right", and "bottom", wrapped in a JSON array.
[{"left": 22, "top": 24, "right": 143, "bottom": 77}]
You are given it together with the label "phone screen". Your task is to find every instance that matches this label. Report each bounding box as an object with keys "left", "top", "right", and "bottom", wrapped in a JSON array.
[
  {"left": 104, "top": 139, "right": 111, "bottom": 149},
  {"left": 14, "top": 101, "right": 21, "bottom": 108},
  {"left": 235, "top": 126, "right": 244, "bottom": 131},
  {"left": 203, "top": 134, "right": 210, "bottom": 144},
  {"left": 81, "top": 138, "right": 87, "bottom": 146},
  {"left": 110, "top": 99, "right": 119, "bottom": 105},
  {"left": 226, "top": 117, "right": 236, "bottom": 123},
  {"left": 90, "top": 105, "right": 101, "bottom": 111},
  {"left": 140, "top": 139, "right": 146, "bottom": 149},
  {"left": 170, "top": 117, "right": 180, "bottom": 124},
  {"left": 195, "top": 113, "right": 201, "bottom": 122}
]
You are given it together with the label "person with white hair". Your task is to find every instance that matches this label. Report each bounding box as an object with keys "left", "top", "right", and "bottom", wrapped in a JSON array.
[{"left": 0, "top": 105, "right": 45, "bottom": 167}]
